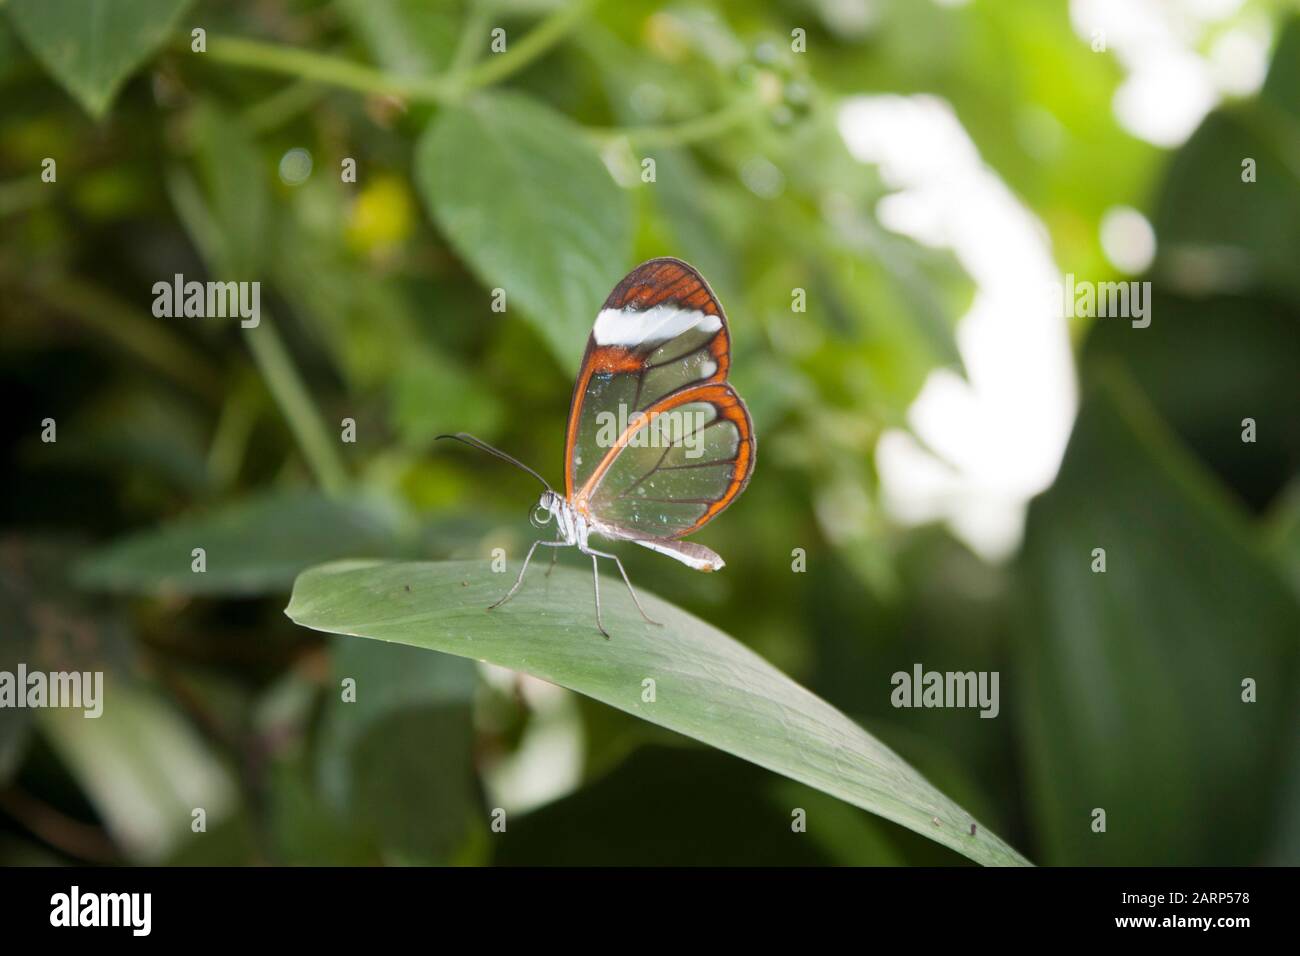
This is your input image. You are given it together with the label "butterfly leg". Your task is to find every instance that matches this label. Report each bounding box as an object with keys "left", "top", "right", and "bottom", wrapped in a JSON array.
[
  {"left": 585, "top": 548, "right": 662, "bottom": 627},
  {"left": 591, "top": 554, "right": 610, "bottom": 639},
  {"left": 544, "top": 544, "right": 559, "bottom": 578},
  {"left": 489, "top": 539, "right": 566, "bottom": 611}
]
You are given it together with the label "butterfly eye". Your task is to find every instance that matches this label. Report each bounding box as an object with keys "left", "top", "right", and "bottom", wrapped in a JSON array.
[{"left": 529, "top": 503, "right": 553, "bottom": 529}]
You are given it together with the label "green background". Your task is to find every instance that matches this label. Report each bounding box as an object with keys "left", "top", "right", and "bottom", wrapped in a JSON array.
[{"left": 1, "top": 0, "right": 1297, "bottom": 866}]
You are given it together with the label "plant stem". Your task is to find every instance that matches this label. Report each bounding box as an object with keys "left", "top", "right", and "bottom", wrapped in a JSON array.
[
  {"left": 241, "top": 79, "right": 327, "bottom": 133},
  {"left": 206, "top": 377, "right": 260, "bottom": 489},
  {"left": 204, "top": 0, "right": 601, "bottom": 104},
  {"left": 447, "top": 1, "right": 493, "bottom": 78},
  {"left": 458, "top": 0, "right": 601, "bottom": 92},
  {"left": 206, "top": 36, "right": 455, "bottom": 103},
  {"left": 586, "top": 96, "right": 767, "bottom": 148},
  {"left": 242, "top": 316, "right": 349, "bottom": 495},
  {"left": 164, "top": 165, "right": 350, "bottom": 494}
]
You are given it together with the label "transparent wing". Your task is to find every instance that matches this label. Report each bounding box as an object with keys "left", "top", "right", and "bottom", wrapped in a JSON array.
[
  {"left": 565, "top": 258, "right": 731, "bottom": 498},
  {"left": 632, "top": 538, "right": 725, "bottom": 572},
  {"left": 582, "top": 383, "right": 754, "bottom": 540}
]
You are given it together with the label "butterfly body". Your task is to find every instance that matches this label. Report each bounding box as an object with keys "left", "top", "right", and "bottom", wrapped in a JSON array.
[
  {"left": 536, "top": 488, "right": 725, "bottom": 572},
  {"left": 440, "top": 258, "right": 754, "bottom": 636},
  {"left": 534, "top": 490, "right": 590, "bottom": 551}
]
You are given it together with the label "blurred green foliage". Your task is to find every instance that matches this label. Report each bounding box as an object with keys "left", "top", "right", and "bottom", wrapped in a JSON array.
[{"left": 0, "top": 0, "right": 1297, "bottom": 865}]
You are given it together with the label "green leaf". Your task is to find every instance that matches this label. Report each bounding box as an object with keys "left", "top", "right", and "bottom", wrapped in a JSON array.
[
  {"left": 338, "top": 0, "right": 462, "bottom": 77},
  {"left": 189, "top": 102, "right": 270, "bottom": 278},
  {"left": 0, "top": 17, "right": 27, "bottom": 85},
  {"left": 1263, "top": 494, "right": 1300, "bottom": 869},
  {"left": 0, "top": 538, "right": 135, "bottom": 785},
  {"left": 1269, "top": 482, "right": 1300, "bottom": 597},
  {"left": 37, "top": 387, "right": 216, "bottom": 495},
  {"left": 416, "top": 92, "right": 633, "bottom": 372},
  {"left": 1153, "top": 19, "right": 1300, "bottom": 309},
  {"left": 243, "top": 671, "right": 377, "bottom": 866},
  {"left": 390, "top": 346, "right": 503, "bottom": 450},
  {"left": 647, "top": 148, "right": 740, "bottom": 298},
  {"left": 316, "top": 638, "right": 480, "bottom": 864},
  {"left": 1016, "top": 368, "right": 1300, "bottom": 864},
  {"left": 75, "top": 489, "right": 409, "bottom": 597},
  {"left": 5, "top": 0, "right": 194, "bottom": 118},
  {"left": 1083, "top": 292, "right": 1300, "bottom": 510},
  {"left": 494, "top": 744, "right": 902, "bottom": 865},
  {"left": 1153, "top": 108, "right": 1300, "bottom": 307},
  {"left": 39, "top": 678, "right": 238, "bottom": 863},
  {"left": 1260, "top": 14, "right": 1300, "bottom": 123},
  {"left": 286, "top": 559, "right": 1030, "bottom": 866}
]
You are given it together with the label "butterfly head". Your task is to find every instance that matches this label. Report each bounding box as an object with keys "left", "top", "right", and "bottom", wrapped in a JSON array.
[{"left": 530, "top": 490, "right": 561, "bottom": 529}]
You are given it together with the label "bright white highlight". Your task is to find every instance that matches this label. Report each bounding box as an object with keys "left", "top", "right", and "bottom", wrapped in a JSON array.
[
  {"left": 839, "top": 94, "right": 1077, "bottom": 561},
  {"left": 478, "top": 664, "right": 583, "bottom": 814},
  {"left": 1100, "top": 206, "right": 1157, "bottom": 274},
  {"left": 593, "top": 306, "right": 720, "bottom": 347},
  {"left": 1209, "top": 23, "right": 1272, "bottom": 95},
  {"left": 1071, "top": 0, "right": 1272, "bottom": 147}
]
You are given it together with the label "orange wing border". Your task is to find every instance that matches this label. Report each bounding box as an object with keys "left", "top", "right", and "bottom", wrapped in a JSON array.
[
  {"left": 564, "top": 258, "right": 733, "bottom": 500},
  {"left": 573, "top": 381, "right": 755, "bottom": 539}
]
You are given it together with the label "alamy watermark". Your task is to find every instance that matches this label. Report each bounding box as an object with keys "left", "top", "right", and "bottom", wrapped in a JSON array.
[
  {"left": 891, "top": 663, "right": 999, "bottom": 719},
  {"left": 0, "top": 665, "right": 103, "bottom": 718},
  {"left": 50, "top": 886, "right": 150, "bottom": 936},
  {"left": 152, "top": 273, "right": 260, "bottom": 328},
  {"left": 594, "top": 404, "right": 708, "bottom": 459},
  {"left": 1047, "top": 273, "right": 1151, "bottom": 328}
]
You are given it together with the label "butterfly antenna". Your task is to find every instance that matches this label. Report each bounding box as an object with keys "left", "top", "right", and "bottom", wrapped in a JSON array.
[{"left": 435, "top": 433, "right": 552, "bottom": 491}]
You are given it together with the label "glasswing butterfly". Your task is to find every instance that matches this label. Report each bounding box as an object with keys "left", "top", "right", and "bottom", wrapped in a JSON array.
[{"left": 439, "top": 258, "right": 755, "bottom": 637}]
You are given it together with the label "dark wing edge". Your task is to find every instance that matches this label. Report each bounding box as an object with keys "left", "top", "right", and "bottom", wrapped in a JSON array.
[
  {"left": 564, "top": 258, "right": 733, "bottom": 498},
  {"left": 577, "top": 381, "right": 756, "bottom": 539}
]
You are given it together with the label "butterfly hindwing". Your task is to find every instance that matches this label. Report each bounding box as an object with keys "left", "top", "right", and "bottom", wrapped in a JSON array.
[
  {"left": 585, "top": 381, "right": 753, "bottom": 539},
  {"left": 565, "top": 259, "right": 754, "bottom": 542}
]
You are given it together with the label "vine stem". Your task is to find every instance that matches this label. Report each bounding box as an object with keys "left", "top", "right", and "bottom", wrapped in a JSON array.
[
  {"left": 243, "top": 318, "right": 349, "bottom": 495},
  {"left": 206, "top": 37, "right": 455, "bottom": 102},
  {"left": 164, "top": 167, "right": 349, "bottom": 494},
  {"left": 206, "top": 30, "right": 766, "bottom": 151},
  {"left": 456, "top": 0, "right": 600, "bottom": 92},
  {"left": 204, "top": 1, "right": 758, "bottom": 151},
  {"left": 241, "top": 78, "right": 326, "bottom": 133},
  {"left": 586, "top": 97, "right": 768, "bottom": 148},
  {"left": 205, "top": 0, "right": 603, "bottom": 105}
]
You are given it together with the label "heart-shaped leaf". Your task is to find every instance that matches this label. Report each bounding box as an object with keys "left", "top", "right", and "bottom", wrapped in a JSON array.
[
  {"left": 6, "top": 0, "right": 195, "bottom": 118},
  {"left": 286, "top": 558, "right": 1031, "bottom": 866},
  {"left": 338, "top": 0, "right": 462, "bottom": 77},
  {"left": 416, "top": 92, "right": 633, "bottom": 372}
]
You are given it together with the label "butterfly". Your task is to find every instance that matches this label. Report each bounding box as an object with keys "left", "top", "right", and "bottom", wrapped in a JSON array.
[{"left": 439, "top": 258, "right": 755, "bottom": 637}]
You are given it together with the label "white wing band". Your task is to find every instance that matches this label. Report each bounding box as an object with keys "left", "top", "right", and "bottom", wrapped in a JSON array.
[{"left": 593, "top": 305, "right": 721, "bottom": 348}]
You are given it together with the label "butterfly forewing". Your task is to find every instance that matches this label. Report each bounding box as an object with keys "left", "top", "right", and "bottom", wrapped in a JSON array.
[{"left": 565, "top": 259, "right": 754, "bottom": 542}]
